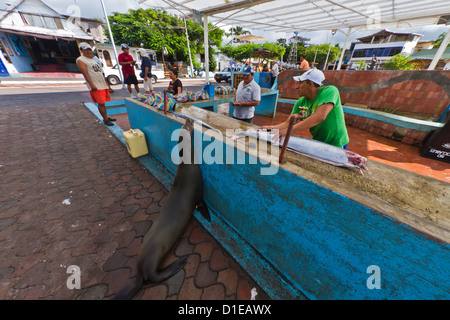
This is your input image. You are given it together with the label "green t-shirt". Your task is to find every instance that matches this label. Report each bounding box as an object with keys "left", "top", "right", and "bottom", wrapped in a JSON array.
[{"left": 291, "top": 85, "right": 349, "bottom": 148}]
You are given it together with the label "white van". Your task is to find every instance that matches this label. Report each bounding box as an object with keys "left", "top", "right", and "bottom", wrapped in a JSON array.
[{"left": 104, "top": 63, "right": 166, "bottom": 86}]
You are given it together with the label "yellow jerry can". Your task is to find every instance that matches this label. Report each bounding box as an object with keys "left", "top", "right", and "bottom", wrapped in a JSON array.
[{"left": 123, "top": 129, "right": 149, "bottom": 158}]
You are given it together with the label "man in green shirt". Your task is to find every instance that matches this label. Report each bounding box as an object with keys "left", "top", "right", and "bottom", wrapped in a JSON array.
[{"left": 262, "top": 69, "right": 349, "bottom": 148}]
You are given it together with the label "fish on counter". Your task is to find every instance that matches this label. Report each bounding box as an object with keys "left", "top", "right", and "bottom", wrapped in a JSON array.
[
  {"left": 238, "top": 129, "right": 368, "bottom": 174},
  {"left": 283, "top": 135, "right": 368, "bottom": 174}
]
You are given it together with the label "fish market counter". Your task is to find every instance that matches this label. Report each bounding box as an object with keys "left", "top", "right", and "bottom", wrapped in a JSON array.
[
  {"left": 179, "top": 88, "right": 279, "bottom": 117},
  {"left": 124, "top": 98, "right": 450, "bottom": 300}
]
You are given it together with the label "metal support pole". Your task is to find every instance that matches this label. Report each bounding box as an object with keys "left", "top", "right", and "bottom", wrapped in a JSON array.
[
  {"left": 184, "top": 18, "right": 195, "bottom": 78},
  {"left": 323, "top": 43, "right": 332, "bottom": 70},
  {"left": 100, "top": 0, "right": 124, "bottom": 89},
  {"left": 337, "top": 27, "right": 352, "bottom": 70},
  {"left": 428, "top": 27, "right": 450, "bottom": 70},
  {"left": 323, "top": 30, "right": 336, "bottom": 71},
  {"left": 203, "top": 14, "right": 209, "bottom": 84},
  {"left": 313, "top": 45, "right": 319, "bottom": 63}
]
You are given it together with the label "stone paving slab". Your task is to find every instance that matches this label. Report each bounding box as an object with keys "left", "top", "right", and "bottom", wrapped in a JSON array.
[{"left": 0, "top": 102, "right": 269, "bottom": 300}]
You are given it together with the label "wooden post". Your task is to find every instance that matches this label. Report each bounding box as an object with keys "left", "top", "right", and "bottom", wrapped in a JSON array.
[
  {"left": 279, "top": 114, "right": 300, "bottom": 164},
  {"left": 163, "top": 89, "right": 168, "bottom": 114}
]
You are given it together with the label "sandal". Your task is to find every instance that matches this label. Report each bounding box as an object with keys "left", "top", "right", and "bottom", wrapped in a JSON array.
[
  {"left": 108, "top": 117, "right": 117, "bottom": 121},
  {"left": 103, "top": 120, "right": 114, "bottom": 126}
]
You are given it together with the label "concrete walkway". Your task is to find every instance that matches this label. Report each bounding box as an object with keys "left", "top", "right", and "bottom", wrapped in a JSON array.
[{"left": 0, "top": 100, "right": 269, "bottom": 300}]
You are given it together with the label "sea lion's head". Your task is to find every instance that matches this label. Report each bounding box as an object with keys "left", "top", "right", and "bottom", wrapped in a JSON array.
[
  {"left": 178, "top": 119, "right": 195, "bottom": 161},
  {"left": 181, "top": 118, "right": 194, "bottom": 133}
]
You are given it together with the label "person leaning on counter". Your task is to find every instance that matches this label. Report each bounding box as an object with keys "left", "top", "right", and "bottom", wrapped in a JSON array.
[{"left": 260, "top": 69, "right": 349, "bottom": 149}]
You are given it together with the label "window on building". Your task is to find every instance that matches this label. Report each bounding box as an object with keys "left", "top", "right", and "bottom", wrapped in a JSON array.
[
  {"left": 19, "top": 13, "right": 28, "bottom": 25},
  {"left": 21, "top": 13, "right": 33, "bottom": 26},
  {"left": 19, "top": 12, "right": 59, "bottom": 29},
  {"left": 391, "top": 47, "right": 402, "bottom": 55},
  {"left": 22, "top": 13, "right": 44, "bottom": 28},
  {"left": 352, "top": 46, "right": 404, "bottom": 58},
  {"left": 43, "top": 17, "right": 57, "bottom": 29},
  {"left": 54, "top": 18, "right": 64, "bottom": 29}
]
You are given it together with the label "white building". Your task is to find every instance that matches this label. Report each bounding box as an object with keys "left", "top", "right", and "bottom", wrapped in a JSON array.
[
  {"left": 349, "top": 29, "right": 423, "bottom": 69},
  {"left": 0, "top": 0, "right": 93, "bottom": 75}
]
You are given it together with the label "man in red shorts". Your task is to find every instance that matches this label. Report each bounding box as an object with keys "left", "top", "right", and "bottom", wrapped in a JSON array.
[
  {"left": 76, "top": 42, "right": 115, "bottom": 126},
  {"left": 118, "top": 44, "right": 140, "bottom": 98}
]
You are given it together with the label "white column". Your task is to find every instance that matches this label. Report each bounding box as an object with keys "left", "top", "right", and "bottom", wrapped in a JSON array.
[
  {"left": 203, "top": 14, "right": 209, "bottom": 83},
  {"left": 337, "top": 27, "right": 352, "bottom": 70},
  {"left": 100, "top": 0, "right": 124, "bottom": 88},
  {"left": 428, "top": 27, "right": 450, "bottom": 70},
  {"left": 323, "top": 30, "right": 336, "bottom": 70},
  {"left": 184, "top": 18, "right": 194, "bottom": 78}
]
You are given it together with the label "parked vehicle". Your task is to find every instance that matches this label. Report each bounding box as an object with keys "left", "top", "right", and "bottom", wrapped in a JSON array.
[
  {"left": 214, "top": 67, "right": 240, "bottom": 83},
  {"left": 104, "top": 63, "right": 166, "bottom": 86},
  {"left": 198, "top": 70, "right": 216, "bottom": 78}
]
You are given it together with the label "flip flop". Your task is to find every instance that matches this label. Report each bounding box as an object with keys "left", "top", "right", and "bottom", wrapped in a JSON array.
[
  {"left": 108, "top": 117, "right": 117, "bottom": 121},
  {"left": 104, "top": 120, "right": 114, "bottom": 126}
]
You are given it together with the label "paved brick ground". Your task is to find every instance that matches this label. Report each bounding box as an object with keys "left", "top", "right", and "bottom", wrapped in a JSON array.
[{"left": 0, "top": 102, "right": 269, "bottom": 300}]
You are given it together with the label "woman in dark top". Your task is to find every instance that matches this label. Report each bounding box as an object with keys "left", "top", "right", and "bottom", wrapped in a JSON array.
[{"left": 168, "top": 69, "right": 182, "bottom": 97}]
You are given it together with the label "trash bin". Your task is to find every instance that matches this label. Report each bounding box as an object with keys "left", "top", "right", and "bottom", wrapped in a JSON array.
[{"left": 420, "top": 120, "right": 450, "bottom": 163}]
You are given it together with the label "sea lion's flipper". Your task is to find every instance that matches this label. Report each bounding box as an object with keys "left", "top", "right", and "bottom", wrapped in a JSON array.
[
  {"left": 111, "top": 275, "right": 144, "bottom": 300},
  {"left": 196, "top": 200, "right": 211, "bottom": 222},
  {"left": 148, "top": 255, "right": 188, "bottom": 283}
]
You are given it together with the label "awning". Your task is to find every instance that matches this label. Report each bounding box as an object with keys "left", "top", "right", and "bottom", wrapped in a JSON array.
[
  {"left": 235, "top": 34, "right": 267, "bottom": 42},
  {"left": 411, "top": 47, "right": 450, "bottom": 60},
  {"left": 0, "top": 23, "right": 93, "bottom": 41},
  {"left": 140, "top": 0, "right": 450, "bottom": 33},
  {"left": 137, "top": 0, "right": 450, "bottom": 73}
]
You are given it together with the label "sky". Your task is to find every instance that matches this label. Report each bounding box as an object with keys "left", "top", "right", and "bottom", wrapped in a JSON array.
[{"left": 1, "top": 0, "right": 449, "bottom": 47}]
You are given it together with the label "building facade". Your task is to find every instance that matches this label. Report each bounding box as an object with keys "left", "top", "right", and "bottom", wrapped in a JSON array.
[
  {"left": 0, "top": 0, "right": 94, "bottom": 75},
  {"left": 349, "top": 29, "right": 422, "bottom": 69}
]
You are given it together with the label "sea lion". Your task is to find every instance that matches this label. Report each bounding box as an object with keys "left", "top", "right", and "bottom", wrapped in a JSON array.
[{"left": 112, "top": 118, "right": 210, "bottom": 300}]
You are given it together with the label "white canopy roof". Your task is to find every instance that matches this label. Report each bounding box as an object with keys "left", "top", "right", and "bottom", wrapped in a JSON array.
[{"left": 141, "top": 0, "right": 450, "bottom": 33}]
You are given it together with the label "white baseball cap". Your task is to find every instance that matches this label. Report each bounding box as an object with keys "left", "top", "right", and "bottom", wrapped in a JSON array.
[
  {"left": 293, "top": 69, "right": 325, "bottom": 86},
  {"left": 79, "top": 42, "right": 92, "bottom": 50},
  {"left": 138, "top": 48, "right": 148, "bottom": 57},
  {"left": 121, "top": 43, "right": 129, "bottom": 49}
]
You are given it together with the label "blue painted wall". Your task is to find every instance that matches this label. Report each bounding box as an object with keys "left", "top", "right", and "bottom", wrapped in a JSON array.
[
  {"left": 126, "top": 100, "right": 450, "bottom": 300},
  {"left": 0, "top": 32, "right": 33, "bottom": 72},
  {"left": 0, "top": 55, "right": 9, "bottom": 76}
]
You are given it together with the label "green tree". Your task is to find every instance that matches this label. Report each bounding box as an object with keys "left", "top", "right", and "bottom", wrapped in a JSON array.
[
  {"left": 225, "top": 26, "right": 251, "bottom": 43},
  {"left": 304, "top": 44, "right": 341, "bottom": 68},
  {"left": 220, "top": 42, "right": 286, "bottom": 61},
  {"left": 383, "top": 53, "right": 416, "bottom": 70},
  {"left": 282, "top": 43, "right": 341, "bottom": 68},
  {"left": 108, "top": 8, "right": 223, "bottom": 65},
  {"left": 352, "top": 60, "right": 366, "bottom": 70},
  {"left": 433, "top": 32, "right": 450, "bottom": 48}
]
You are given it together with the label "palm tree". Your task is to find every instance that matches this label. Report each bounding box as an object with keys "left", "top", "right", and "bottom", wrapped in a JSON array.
[
  {"left": 433, "top": 32, "right": 450, "bottom": 48},
  {"left": 225, "top": 26, "right": 251, "bottom": 43}
]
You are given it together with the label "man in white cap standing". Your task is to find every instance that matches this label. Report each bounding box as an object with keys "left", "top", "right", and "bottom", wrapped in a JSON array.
[
  {"left": 231, "top": 69, "right": 261, "bottom": 124},
  {"left": 118, "top": 44, "right": 140, "bottom": 98},
  {"left": 138, "top": 48, "right": 153, "bottom": 94},
  {"left": 262, "top": 69, "right": 349, "bottom": 148},
  {"left": 76, "top": 42, "right": 115, "bottom": 126}
]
